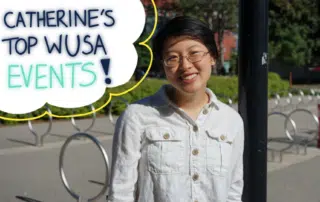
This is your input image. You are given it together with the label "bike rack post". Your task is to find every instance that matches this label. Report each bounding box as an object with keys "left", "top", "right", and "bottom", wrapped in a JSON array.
[
  {"left": 267, "top": 111, "right": 297, "bottom": 162},
  {"left": 308, "top": 89, "right": 315, "bottom": 104},
  {"left": 271, "top": 93, "right": 282, "bottom": 112},
  {"left": 317, "top": 104, "right": 320, "bottom": 149},
  {"left": 59, "top": 132, "right": 109, "bottom": 202},
  {"left": 108, "top": 97, "right": 129, "bottom": 125},
  {"left": 296, "top": 90, "right": 305, "bottom": 108},
  {"left": 228, "top": 97, "right": 233, "bottom": 107},
  {"left": 71, "top": 105, "right": 96, "bottom": 133},
  {"left": 28, "top": 105, "right": 53, "bottom": 147},
  {"left": 285, "top": 92, "right": 293, "bottom": 111},
  {"left": 285, "top": 108, "right": 319, "bottom": 155}
]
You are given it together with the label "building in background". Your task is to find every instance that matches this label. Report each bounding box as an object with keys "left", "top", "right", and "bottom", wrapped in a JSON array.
[{"left": 215, "top": 30, "right": 238, "bottom": 74}]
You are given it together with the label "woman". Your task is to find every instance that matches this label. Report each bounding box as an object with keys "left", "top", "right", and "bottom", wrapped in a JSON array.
[{"left": 107, "top": 16, "right": 244, "bottom": 202}]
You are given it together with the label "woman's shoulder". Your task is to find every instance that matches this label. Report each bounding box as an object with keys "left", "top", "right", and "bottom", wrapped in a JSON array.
[
  {"left": 117, "top": 92, "right": 165, "bottom": 121},
  {"left": 213, "top": 98, "right": 244, "bottom": 127}
]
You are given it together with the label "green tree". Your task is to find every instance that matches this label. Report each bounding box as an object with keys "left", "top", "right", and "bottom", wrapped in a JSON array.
[{"left": 268, "top": 0, "right": 320, "bottom": 67}]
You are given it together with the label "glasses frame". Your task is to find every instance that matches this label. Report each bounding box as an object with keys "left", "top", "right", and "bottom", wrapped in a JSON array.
[{"left": 162, "top": 51, "right": 210, "bottom": 68}]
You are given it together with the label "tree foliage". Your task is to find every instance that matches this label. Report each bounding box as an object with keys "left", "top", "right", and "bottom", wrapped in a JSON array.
[{"left": 268, "top": 0, "right": 320, "bottom": 67}]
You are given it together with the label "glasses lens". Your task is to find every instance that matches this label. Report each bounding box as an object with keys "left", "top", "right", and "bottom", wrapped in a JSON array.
[
  {"left": 189, "top": 52, "right": 204, "bottom": 63},
  {"left": 165, "top": 56, "right": 179, "bottom": 67}
]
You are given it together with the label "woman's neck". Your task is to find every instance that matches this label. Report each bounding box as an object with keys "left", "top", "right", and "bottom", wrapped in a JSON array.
[{"left": 168, "top": 86, "right": 209, "bottom": 112}]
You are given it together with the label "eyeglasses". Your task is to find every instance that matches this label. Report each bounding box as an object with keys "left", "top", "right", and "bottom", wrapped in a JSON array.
[{"left": 163, "top": 51, "right": 210, "bottom": 67}]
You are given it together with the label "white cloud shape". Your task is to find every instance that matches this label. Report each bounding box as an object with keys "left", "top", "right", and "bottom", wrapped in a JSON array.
[{"left": 0, "top": 0, "right": 146, "bottom": 114}]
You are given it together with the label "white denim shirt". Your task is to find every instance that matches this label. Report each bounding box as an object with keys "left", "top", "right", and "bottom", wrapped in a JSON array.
[{"left": 107, "top": 84, "right": 244, "bottom": 202}]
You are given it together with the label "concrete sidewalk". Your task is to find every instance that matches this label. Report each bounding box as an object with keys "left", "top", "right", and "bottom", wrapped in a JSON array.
[{"left": 0, "top": 100, "right": 319, "bottom": 202}]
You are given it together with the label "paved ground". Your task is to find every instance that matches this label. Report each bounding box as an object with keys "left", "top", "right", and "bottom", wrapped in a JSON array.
[
  {"left": 268, "top": 156, "right": 320, "bottom": 202},
  {"left": 0, "top": 96, "right": 319, "bottom": 202}
]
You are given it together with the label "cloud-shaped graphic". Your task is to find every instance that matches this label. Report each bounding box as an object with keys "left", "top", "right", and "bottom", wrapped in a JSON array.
[{"left": 0, "top": 0, "right": 158, "bottom": 120}]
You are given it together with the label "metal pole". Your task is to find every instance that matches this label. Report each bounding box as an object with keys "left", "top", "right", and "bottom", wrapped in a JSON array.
[
  {"left": 238, "top": 0, "right": 269, "bottom": 202},
  {"left": 318, "top": 104, "right": 320, "bottom": 149}
]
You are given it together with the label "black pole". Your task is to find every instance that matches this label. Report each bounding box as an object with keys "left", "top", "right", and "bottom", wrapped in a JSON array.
[{"left": 238, "top": 0, "right": 269, "bottom": 202}]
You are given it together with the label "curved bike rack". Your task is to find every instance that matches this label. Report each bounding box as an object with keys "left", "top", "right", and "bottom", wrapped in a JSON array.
[
  {"left": 108, "top": 97, "right": 129, "bottom": 125},
  {"left": 284, "top": 92, "right": 294, "bottom": 111},
  {"left": 59, "top": 132, "right": 109, "bottom": 202},
  {"left": 285, "top": 108, "right": 319, "bottom": 155},
  {"left": 227, "top": 97, "right": 233, "bottom": 106},
  {"left": 267, "top": 111, "right": 297, "bottom": 162},
  {"left": 296, "top": 90, "right": 305, "bottom": 108},
  {"left": 307, "top": 89, "right": 315, "bottom": 105},
  {"left": 270, "top": 92, "right": 279, "bottom": 111},
  {"left": 71, "top": 105, "right": 96, "bottom": 133},
  {"left": 28, "top": 105, "right": 53, "bottom": 147}
]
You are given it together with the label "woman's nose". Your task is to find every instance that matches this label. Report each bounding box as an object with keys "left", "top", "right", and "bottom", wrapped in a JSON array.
[{"left": 179, "top": 56, "right": 192, "bottom": 70}]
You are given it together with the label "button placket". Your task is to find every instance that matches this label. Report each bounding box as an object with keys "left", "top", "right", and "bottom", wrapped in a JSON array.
[
  {"left": 192, "top": 173, "right": 199, "bottom": 181},
  {"left": 192, "top": 148, "right": 199, "bottom": 156},
  {"left": 202, "top": 108, "right": 209, "bottom": 115},
  {"left": 193, "top": 125, "right": 198, "bottom": 132}
]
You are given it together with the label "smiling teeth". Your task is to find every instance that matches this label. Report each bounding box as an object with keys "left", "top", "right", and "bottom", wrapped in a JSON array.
[{"left": 182, "top": 74, "right": 197, "bottom": 80}]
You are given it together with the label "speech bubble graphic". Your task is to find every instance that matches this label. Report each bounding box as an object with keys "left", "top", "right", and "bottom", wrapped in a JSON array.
[{"left": 0, "top": 0, "right": 157, "bottom": 119}]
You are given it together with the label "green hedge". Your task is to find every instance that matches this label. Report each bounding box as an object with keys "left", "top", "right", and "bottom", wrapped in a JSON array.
[{"left": 0, "top": 72, "right": 290, "bottom": 125}]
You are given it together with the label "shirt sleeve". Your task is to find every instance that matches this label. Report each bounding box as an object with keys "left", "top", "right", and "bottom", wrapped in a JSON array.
[
  {"left": 227, "top": 120, "right": 244, "bottom": 202},
  {"left": 107, "top": 108, "right": 142, "bottom": 202}
]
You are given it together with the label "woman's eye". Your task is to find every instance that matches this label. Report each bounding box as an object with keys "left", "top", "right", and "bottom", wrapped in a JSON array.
[
  {"left": 190, "top": 51, "right": 201, "bottom": 56},
  {"left": 167, "top": 56, "right": 178, "bottom": 61}
]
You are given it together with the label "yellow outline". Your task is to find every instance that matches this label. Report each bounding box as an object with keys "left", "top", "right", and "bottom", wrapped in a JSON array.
[{"left": 0, "top": 0, "right": 158, "bottom": 122}]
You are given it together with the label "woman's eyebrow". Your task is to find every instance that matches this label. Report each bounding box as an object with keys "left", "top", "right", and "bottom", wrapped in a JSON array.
[
  {"left": 164, "top": 51, "right": 177, "bottom": 55},
  {"left": 164, "top": 45, "right": 202, "bottom": 54}
]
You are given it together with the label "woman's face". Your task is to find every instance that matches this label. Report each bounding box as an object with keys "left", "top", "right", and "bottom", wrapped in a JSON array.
[{"left": 162, "top": 36, "right": 215, "bottom": 95}]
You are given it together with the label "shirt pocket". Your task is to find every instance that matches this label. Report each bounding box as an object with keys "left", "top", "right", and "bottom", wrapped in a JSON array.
[
  {"left": 205, "top": 130, "right": 234, "bottom": 176},
  {"left": 145, "top": 127, "right": 186, "bottom": 174}
]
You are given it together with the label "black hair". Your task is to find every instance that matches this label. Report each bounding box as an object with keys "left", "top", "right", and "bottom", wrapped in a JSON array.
[{"left": 152, "top": 15, "right": 219, "bottom": 70}]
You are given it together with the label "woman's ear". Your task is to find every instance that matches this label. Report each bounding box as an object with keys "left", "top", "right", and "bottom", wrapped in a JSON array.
[{"left": 211, "top": 58, "right": 216, "bottom": 66}]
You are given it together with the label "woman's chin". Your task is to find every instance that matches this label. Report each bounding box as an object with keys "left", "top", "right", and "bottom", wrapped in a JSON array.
[{"left": 176, "top": 82, "right": 204, "bottom": 95}]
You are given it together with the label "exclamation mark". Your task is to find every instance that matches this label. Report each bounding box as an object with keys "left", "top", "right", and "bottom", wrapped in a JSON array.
[{"left": 100, "top": 58, "right": 112, "bottom": 84}]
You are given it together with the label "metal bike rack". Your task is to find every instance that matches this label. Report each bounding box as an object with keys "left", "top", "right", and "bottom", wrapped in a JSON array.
[
  {"left": 285, "top": 92, "right": 294, "bottom": 111},
  {"left": 285, "top": 108, "right": 319, "bottom": 155},
  {"left": 270, "top": 93, "right": 284, "bottom": 112},
  {"left": 28, "top": 105, "right": 53, "bottom": 147},
  {"left": 267, "top": 111, "right": 297, "bottom": 162},
  {"left": 108, "top": 97, "right": 129, "bottom": 125},
  {"left": 227, "top": 97, "right": 233, "bottom": 106},
  {"left": 296, "top": 90, "right": 305, "bottom": 108},
  {"left": 307, "top": 89, "right": 315, "bottom": 104},
  {"left": 59, "top": 132, "right": 109, "bottom": 202},
  {"left": 71, "top": 105, "right": 96, "bottom": 133}
]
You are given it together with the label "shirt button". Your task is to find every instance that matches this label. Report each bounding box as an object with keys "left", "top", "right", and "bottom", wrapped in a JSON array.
[
  {"left": 192, "top": 149, "right": 199, "bottom": 156},
  {"left": 193, "top": 125, "right": 198, "bottom": 132},
  {"left": 192, "top": 173, "right": 199, "bottom": 181},
  {"left": 203, "top": 109, "right": 208, "bottom": 114},
  {"left": 163, "top": 133, "right": 170, "bottom": 139},
  {"left": 220, "top": 135, "right": 226, "bottom": 141}
]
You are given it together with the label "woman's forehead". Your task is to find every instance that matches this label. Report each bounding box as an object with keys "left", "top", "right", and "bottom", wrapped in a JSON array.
[{"left": 163, "top": 35, "right": 206, "bottom": 52}]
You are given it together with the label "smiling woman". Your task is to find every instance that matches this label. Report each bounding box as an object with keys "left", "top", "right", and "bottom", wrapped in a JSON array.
[{"left": 107, "top": 16, "right": 244, "bottom": 202}]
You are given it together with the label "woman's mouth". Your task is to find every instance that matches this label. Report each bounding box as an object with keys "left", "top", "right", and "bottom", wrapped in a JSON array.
[{"left": 179, "top": 73, "right": 198, "bottom": 83}]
